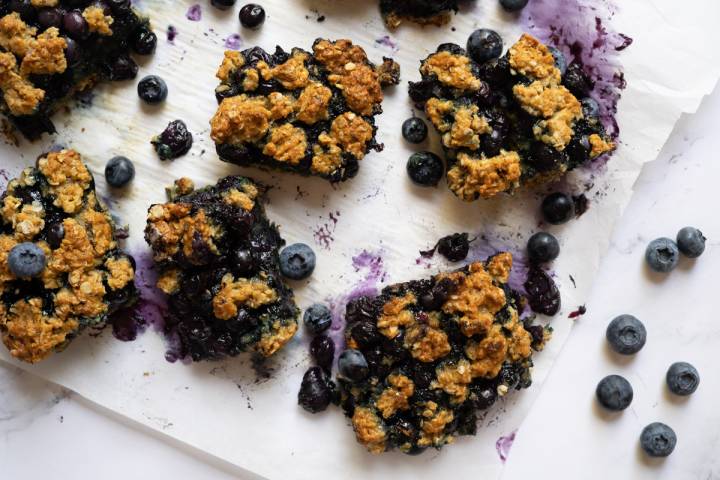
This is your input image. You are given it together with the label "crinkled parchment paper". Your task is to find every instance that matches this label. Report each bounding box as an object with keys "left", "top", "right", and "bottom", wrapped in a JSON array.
[{"left": 1, "top": 1, "right": 719, "bottom": 478}]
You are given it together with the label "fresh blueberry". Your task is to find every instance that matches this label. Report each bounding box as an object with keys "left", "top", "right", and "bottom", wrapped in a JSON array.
[
  {"left": 606, "top": 314, "right": 646, "bottom": 355},
  {"left": 64, "top": 37, "right": 81, "bottom": 67},
  {"left": 63, "top": 10, "right": 89, "bottom": 40},
  {"left": 8, "top": 243, "right": 46, "bottom": 278},
  {"left": 541, "top": 192, "right": 575, "bottom": 225},
  {"left": 499, "top": 0, "right": 529, "bottom": 12},
  {"left": 595, "top": 375, "right": 633, "bottom": 411},
  {"left": 406, "top": 151, "right": 444, "bottom": 187},
  {"left": 38, "top": 7, "right": 63, "bottom": 29},
  {"left": 310, "top": 335, "right": 335, "bottom": 371},
  {"left": 105, "top": 156, "right": 135, "bottom": 188},
  {"left": 132, "top": 26, "right": 157, "bottom": 55},
  {"left": 524, "top": 266, "right": 561, "bottom": 316},
  {"left": 437, "top": 233, "right": 470, "bottom": 262},
  {"left": 239, "top": 3, "right": 265, "bottom": 28},
  {"left": 640, "top": 423, "right": 677, "bottom": 457},
  {"left": 527, "top": 232, "right": 560, "bottom": 263},
  {"left": 233, "top": 249, "right": 254, "bottom": 276},
  {"left": 547, "top": 46, "right": 567, "bottom": 75},
  {"left": 279, "top": 243, "right": 316, "bottom": 280},
  {"left": 298, "top": 366, "right": 334, "bottom": 413},
  {"left": 666, "top": 362, "right": 700, "bottom": 396},
  {"left": 338, "top": 349, "right": 369, "bottom": 382},
  {"left": 107, "top": 54, "right": 139, "bottom": 81},
  {"left": 151, "top": 120, "right": 193, "bottom": 160},
  {"left": 401, "top": 117, "right": 428, "bottom": 144},
  {"left": 46, "top": 222, "right": 65, "bottom": 249},
  {"left": 563, "top": 63, "right": 594, "bottom": 97},
  {"left": 137, "top": 75, "right": 168, "bottom": 104},
  {"left": 581, "top": 97, "right": 600, "bottom": 118},
  {"left": 211, "top": 0, "right": 236, "bottom": 9},
  {"left": 676, "top": 227, "right": 706, "bottom": 258},
  {"left": 645, "top": 237, "right": 679, "bottom": 273},
  {"left": 467, "top": 29, "right": 503, "bottom": 64},
  {"left": 303, "top": 303, "right": 332, "bottom": 334}
]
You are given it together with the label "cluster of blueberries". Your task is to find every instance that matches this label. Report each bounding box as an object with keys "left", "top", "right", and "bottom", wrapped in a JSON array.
[
  {"left": 596, "top": 314, "right": 701, "bottom": 458},
  {"left": 645, "top": 227, "right": 706, "bottom": 273}
]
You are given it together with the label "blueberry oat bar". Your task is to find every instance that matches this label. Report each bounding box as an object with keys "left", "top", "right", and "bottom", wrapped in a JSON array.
[
  {"left": 0, "top": 1, "right": 154, "bottom": 140},
  {"left": 210, "top": 39, "right": 400, "bottom": 182},
  {"left": 339, "top": 253, "right": 550, "bottom": 453},
  {"left": 144, "top": 176, "right": 299, "bottom": 361},
  {"left": 379, "top": 0, "right": 461, "bottom": 28},
  {"left": 0, "top": 149, "right": 137, "bottom": 363},
  {"left": 409, "top": 34, "right": 615, "bottom": 200}
]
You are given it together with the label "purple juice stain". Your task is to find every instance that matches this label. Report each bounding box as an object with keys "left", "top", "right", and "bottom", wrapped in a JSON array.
[
  {"left": 313, "top": 210, "right": 341, "bottom": 250},
  {"left": 521, "top": 0, "right": 631, "bottom": 141},
  {"left": 224, "top": 34, "right": 242, "bottom": 50},
  {"left": 186, "top": 4, "right": 202, "bottom": 21},
  {"left": 375, "top": 35, "right": 399, "bottom": 53},
  {"left": 496, "top": 430, "right": 517, "bottom": 463},
  {"left": 167, "top": 25, "right": 178, "bottom": 43}
]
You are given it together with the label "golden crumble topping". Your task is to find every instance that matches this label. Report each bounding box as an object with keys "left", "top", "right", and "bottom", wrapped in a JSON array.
[
  {"left": 31, "top": 0, "right": 59, "bottom": 6},
  {"left": 210, "top": 94, "right": 271, "bottom": 145},
  {"left": 377, "top": 292, "right": 415, "bottom": 338},
  {"left": 447, "top": 151, "right": 522, "bottom": 201},
  {"left": 257, "top": 51, "right": 309, "bottom": 90},
  {"left": 156, "top": 268, "right": 180, "bottom": 295},
  {"left": 267, "top": 92, "right": 294, "bottom": 120},
  {"left": 296, "top": 82, "right": 332, "bottom": 125},
  {"left": 262, "top": 124, "right": 307, "bottom": 164},
  {"left": 212, "top": 273, "right": 277, "bottom": 320},
  {"left": 105, "top": 257, "right": 134, "bottom": 291},
  {"left": 222, "top": 187, "right": 256, "bottom": 211},
  {"left": 37, "top": 149, "right": 92, "bottom": 214},
  {"left": 216, "top": 50, "right": 244, "bottom": 82},
  {"left": 0, "top": 13, "right": 37, "bottom": 57},
  {"left": 508, "top": 34, "right": 560, "bottom": 83},
  {"left": 420, "top": 51, "right": 481, "bottom": 91},
  {"left": 20, "top": 28, "right": 67, "bottom": 77},
  {"left": 82, "top": 6, "right": 114, "bottom": 36},
  {"left": 352, "top": 407, "right": 387, "bottom": 454},
  {"left": 465, "top": 324, "right": 508, "bottom": 378},
  {"left": 329, "top": 63, "right": 383, "bottom": 116},
  {"left": 376, "top": 374, "right": 414, "bottom": 419},
  {"left": 444, "top": 105, "right": 491, "bottom": 150},
  {"left": 310, "top": 134, "right": 343, "bottom": 175},
  {"left": 170, "top": 177, "right": 195, "bottom": 198},
  {"left": 312, "top": 39, "right": 369, "bottom": 75},
  {"left": 145, "top": 203, "right": 220, "bottom": 264},
  {"left": 242, "top": 68, "right": 259, "bottom": 91},
  {"left": 432, "top": 360, "right": 472, "bottom": 403},
  {"left": 486, "top": 252, "right": 513, "bottom": 283},
  {"left": 330, "top": 112, "right": 373, "bottom": 159},
  {"left": 404, "top": 322, "right": 451, "bottom": 362},
  {"left": 418, "top": 401, "right": 454, "bottom": 447},
  {"left": 0, "top": 52, "right": 44, "bottom": 116},
  {"left": 589, "top": 133, "right": 615, "bottom": 158},
  {"left": 257, "top": 320, "right": 298, "bottom": 357},
  {"left": 515, "top": 81, "right": 582, "bottom": 150}
]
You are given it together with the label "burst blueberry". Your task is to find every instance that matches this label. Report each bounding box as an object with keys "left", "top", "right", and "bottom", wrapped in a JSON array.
[
  {"left": 436, "top": 232, "right": 470, "bottom": 262},
  {"left": 676, "top": 227, "right": 706, "bottom": 258},
  {"left": 239, "top": 3, "right": 265, "bottom": 28},
  {"left": 666, "top": 362, "right": 700, "bottom": 396},
  {"left": 279, "top": 243, "right": 316, "bottom": 280},
  {"left": 541, "top": 192, "right": 575, "bottom": 225},
  {"left": 407, "top": 151, "right": 444, "bottom": 187},
  {"left": 640, "top": 423, "right": 677, "bottom": 457},
  {"left": 467, "top": 29, "right": 503, "bottom": 64},
  {"left": 581, "top": 97, "right": 600, "bottom": 118},
  {"left": 596, "top": 375, "right": 633, "bottom": 411},
  {"left": 606, "top": 314, "right": 646, "bottom": 355},
  {"left": 105, "top": 156, "right": 135, "bottom": 188},
  {"left": 338, "top": 349, "right": 369, "bottom": 382},
  {"left": 8, "top": 243, "right": 46, "bottom": 278},
  {"left": 303, "top": 303, "right": 332, "bottom": 334},
  {"left": 524, "top": 266, "right": 561, "bottom": 316},
  {"left": 310, "top": 335, "right": 335, "bottom": 371},
  {"left": 298, "top": 366, "right": 334, "bottom": 413},
  {"left": 137, "top": 75, "right": 168, "bottom": 104},
  {"left": 527, "top": 232, "right": 560, "bottom": 263},
  {"left": 151, "top": 120, "right": 193, "bottom": 160},
  {"left": 645, "top": 237, "right": 679, "bottom": 273},
  {"left": 402, "top": 117, "right": 428, "bottom": 144}
]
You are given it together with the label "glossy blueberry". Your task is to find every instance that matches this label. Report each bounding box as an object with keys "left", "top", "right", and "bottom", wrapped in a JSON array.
[
  {"left": 239, "top": 3, "right": 265, "bottom": 28},
  {"left": 211, "top": 0, "right": 236, "bottom": 9},
  {"left": 606, "top": 314, "right": 646, "bottom": 355},
  {"left": 64, "top": 37, "right": 81, "bottom": 67},
  {"left": 666, "top": 362, "right": 700, "bottom": 396},
  {"left": 303, "top": 303, "right": 332, "bottom": 334},
  {"left": 645, "top": 237, "right": 679, "bottom": 273},
  {"left": 132, "top": 26, "right": 157, "bottom": 55},
  {"left": 595, "top": 375, "right": 633, "bottom": 411},
  {"left": 309, "top": 335, "right": 335, "bottom": 371},
  {"left": 151, "top": 120, "right": 193, "bottom": 160},
  {"left": 499, "top": 0, "right": 529, "bottom": 12},
  {"left": 527, "top": 232, "right": 560, "bottom": 263},
  {"left": 338, "top": 349, "right": 369, "bottom": 382},
  {"left": 8, "top": 243, "right": 46, "bottom": 278},
  {"left": 38, "top": 8, "right": 63, "bottom": 29},
  {"left": 233, "top": 249, "right": 254, "bottom": 276},
  {"left": 437, "top": 232, "right": 470, "bottom": 262},
  {"left": 547, "top": 46, "right": 567, "bottom": 75},
  {"left": 279, "top": 243, "right": 316, "bottom": 280},
  {"left": 676, "top": 227, "right": 706, "bottom": 258},
  {"left": 524, "top": 266, "right": 561, "bottom": 316},
  {"left": 541, "top": 192, "right": 575, "bottom": 225},
  {"left": 640, "top": 423, "right": 677, "bottom": 457},
  {"left": 467, "top": 29, "right": 503, "bottom": 64},
  {"left": 107, "top": 54, "right": 139, "bottom": 81},
  {"left": 401, "top": 117, "right": 428, "bottom": 144},
  {"left": 137, "top": 75, "right": 168, "bottom": 104},
  {"left": 46, "top": 222, "right": 65, "bottom": 249},
  {"left": 63, "top": 10, "right": 89, "bottom": 40},
  {"left": 349, "top": 320, "right": 381, "bottom": 348},
  {"left": 563, "top": 63, "right": 594, "bottom": 97},
  {"left": 105, "top": 156, "right": 135, "bottom": 187},
  {"left": 344, "top": 296, "right": 375, "bottom": 324},
  {"left": 298, "top": 366, "right": 334, "bottom": 413},
  {"left": 406, "top": 151, "right": 444, "bottom": 187},
  {"left": 473, "top": 386, "right": 498, "bottom": 409},
  {"left": 581, "top": 97, "right": 600, "bottom": 118}
]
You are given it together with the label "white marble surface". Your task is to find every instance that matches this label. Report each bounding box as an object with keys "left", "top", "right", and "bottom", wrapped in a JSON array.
[{"left": 2, "top": 77, "right": 718, "bottom": 480}]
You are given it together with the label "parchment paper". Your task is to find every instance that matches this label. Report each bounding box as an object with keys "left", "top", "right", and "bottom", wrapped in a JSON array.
[{"left": 1, "top": 1, "right": 719, "bottom": 478}]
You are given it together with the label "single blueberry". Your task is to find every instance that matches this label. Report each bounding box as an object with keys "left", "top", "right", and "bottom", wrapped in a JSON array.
[
  {"left": 499, "top": 0, "right": 529, "bottom": 11},
  {"left": 107, "top": 54, "right": 139, "bottom": 81},
  {"left": 298, "top": 366, "right": 334, "bottom": 413},
  {"left": 151, "top": 120, "right": 193, "bottom": 160},
  {"left": 640, "top": 423, "right": 677, "bottom": 457},
  {"left": 338, "top": 349, "right": 369, "bottom": 382},
  {"left": 406, "top": 151, "right": 444, "bottom": 187},
  {"left": 541, "top": 192, "right": 575, "bottom": 225},
  {"left": 233, "top": 249, "right": 255, "bottom": 276},
  {"left": 310, "top": 335, "right": 335, "bottom": 371},
  {"left": 645, "top": 237, "right": 679, "bottom": 273},
  {"left": 279, "top": 243, "right": 316, "bottom": 280},
  {"left": 563, "top": 63, "right": 594, "bottom": 97},
  {"left": 105, "top": 156, "right": 135, "bottom": 188},
  {"left": 606, "top": 314, "right": 646, "bottom": 355},
  {"left": 524, "top": 266, "right": 561, "bottom": 316},
  {"left": 211, "top": 0, "right": 236, "bottom": 9},
  {"left": 666, "top": 362, "right": 700, "bottom": 396},
  {"left": 676, "top": 227, "right": 706, "bottom": 258},
  {"left": 64, "top": 37, "right": 81, "bottom": 67},
  {"left": 436, "top": 232, "right": 470, "bottom": 262},
  {"left": 137, "top": 75, "right": 168, "bottom": 104},
  {"left": 132, "top": 26, "right": 157, "bottom": 55},
  {"left": 581, "top": 97, "right": 600, "bottom": 118},
  {"left": 239, "top": 3, "right": 265, "bottom": 28},
  {"left": 547, "top": 46, "right": 567, "bottom": 75},
  {"left": 63, "top": 10, "right": 89, "bottom": 40},
  {"left": 467, "top": 29, "right": 503, "bottom": 64},
  {"left": 349, "top": 321, "right": 381, "bottom": 349},
  {"left": 303, "top": 303, "right": 332, "bottom": 334},
  {"left": 46, "top": 222, "right": 65, "bottom": 249},
  {"left": 8, "top": 243, "right": 46, "bottom": 278},
  {"left": 38, "top": 8, "right": 63, "bottom": 28},
  {"left": 596, "top": 374, "right": 633, "bottom": 411},
  {"left": 401, "top": 117, "right": 428, "bottom": 144},
  {"left": 527, "top": 232, "right": 560, "bottom": 264}
]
